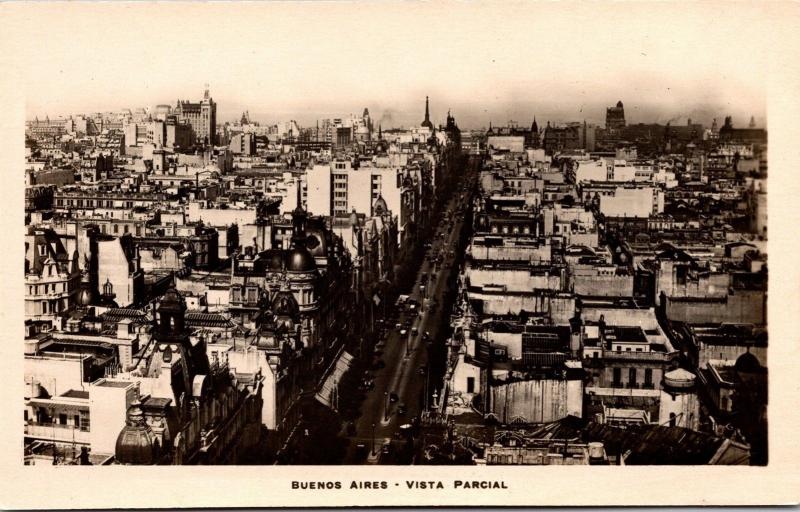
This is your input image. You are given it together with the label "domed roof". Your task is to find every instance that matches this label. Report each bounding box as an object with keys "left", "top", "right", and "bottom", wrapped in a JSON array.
[
  {"left": 663, "top": 368, "right": 696, "bottom": 390},
  {"left": 373, "top": 195, "right": 388, "bottom": 216},
  {"left": 287, "top": 246, "right": 316, "bottom": 272},
  {"left": 115, "top": 399, "right": 159, "bottom": 465},
  {"left": 735, "top": 352, "right": 762, "bottom": 373}
]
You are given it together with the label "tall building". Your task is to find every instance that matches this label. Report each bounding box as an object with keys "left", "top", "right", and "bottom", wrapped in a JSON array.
[
  {"left": 174, "top": 87, "right": 217, "bottom": 146},
  {"left": 605, "top": 100, "right": 626, "bottom": 132},
  {"left": 421, "top": 96, "right": 433, "bottom": 129}
]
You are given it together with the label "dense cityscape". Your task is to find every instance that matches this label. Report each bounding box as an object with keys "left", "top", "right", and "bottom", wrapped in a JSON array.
[{"left": 23, "top": 89, "right": 767, "bottom": 466}]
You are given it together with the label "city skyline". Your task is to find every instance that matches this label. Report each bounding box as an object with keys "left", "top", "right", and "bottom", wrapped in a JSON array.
[{"left": 26, "top": 93, "right": 767, "bottom": 132}]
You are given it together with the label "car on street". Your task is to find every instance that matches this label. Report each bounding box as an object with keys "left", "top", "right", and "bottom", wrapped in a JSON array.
[
  {"left": 411, "top": 326, "right": 419, "bottom": 336},
  {"left": 397, "top": 403, "right": 407, "bottom": 415},
  {"left": 389, "top": 392, "right": 399, "bottom": 403}
]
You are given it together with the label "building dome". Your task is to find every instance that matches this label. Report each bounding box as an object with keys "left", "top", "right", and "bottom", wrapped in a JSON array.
[
  {"left": 115, "top": 399, "right": 159, "bottom": 465},
  {"left": 373, "top": 195, "right": 389, "bottom": 216},
  {"left": 734, "top": 352, "right": 762, "bottom": 373},
  {"left": 286, "top": 246, "right": 316, "bottom": 272},
  {"left": 77, "top": 271, "right": 93, "bottom": 307},
  {"left": 663, "top": 368, "right": 696, "bottom": 391}
]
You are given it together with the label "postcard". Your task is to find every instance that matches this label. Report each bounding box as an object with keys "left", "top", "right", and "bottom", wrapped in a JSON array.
[{"left": 0, "top": 1, "right": 798, "bottom": 508}]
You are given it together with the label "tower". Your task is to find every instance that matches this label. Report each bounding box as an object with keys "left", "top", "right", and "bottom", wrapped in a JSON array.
[
  {"left": 531, "top": 117, "right": 540, "bottom": 148},
  {"left": 421, "top": 96, "right": 433, "bottom": 129},
  {"left": 659, "top": 368, "right": 700, "bottom": 430},
  {"left": 605, "top": 101, "right": 626, "bottom": 132}
]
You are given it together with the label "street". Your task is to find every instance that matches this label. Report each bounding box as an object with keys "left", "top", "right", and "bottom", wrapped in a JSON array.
[{"left": 343, "top": 159, "right": 477, "bottom": 464}]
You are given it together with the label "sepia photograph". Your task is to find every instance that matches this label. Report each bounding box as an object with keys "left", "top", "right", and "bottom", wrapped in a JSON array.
[{"left": 2, "top": 0, "right": 799, "bottom": 508}]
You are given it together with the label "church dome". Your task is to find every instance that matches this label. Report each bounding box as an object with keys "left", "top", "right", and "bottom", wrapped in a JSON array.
[
  {"left": 115, "top": 399, "right": 159, "bottom": 465},
  {"left": 287, "top": 246, "right": 316, "bottom": 272}
]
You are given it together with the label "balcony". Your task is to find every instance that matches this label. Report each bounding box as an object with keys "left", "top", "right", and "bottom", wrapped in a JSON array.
[{"left": 25, "top": 422, "right": 90, "bottom": 444}]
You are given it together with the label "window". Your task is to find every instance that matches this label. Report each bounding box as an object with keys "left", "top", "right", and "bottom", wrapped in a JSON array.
[
  {"left": 59, "top": 413, "right": 67, "bottom": 425},
  {"left": 466, "top": 377, "right": 475, "bottom": 394},
  {"left": 612, "top": 368, "right": 621, "bottom": 387},
  {"left": 644, "top": 368, "right": 653, "bottom": 387},
  {"left": 629, "top": 368, "right": 637, "bottom": 386}
]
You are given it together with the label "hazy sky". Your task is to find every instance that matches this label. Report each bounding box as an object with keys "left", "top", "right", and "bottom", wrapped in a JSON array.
[{"left": 9, "top": 2, "right": 773, "bottom": 130}]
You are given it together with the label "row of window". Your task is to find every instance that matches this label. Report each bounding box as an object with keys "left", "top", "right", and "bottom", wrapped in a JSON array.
[
  {"left": 37, "top": 298, "right": 67, "bottom": 315},
  {"left": 55, "top": 198, "right": 140, "bottom": 208},
  {"left": 28, "top": 281, "right": 71, "bottom": 295},
  {"left": 490, "top": 225, "right": 532, "bottom": 235},
  {"left": 611, "top": 367, "right": 654, "bottom": 387}
]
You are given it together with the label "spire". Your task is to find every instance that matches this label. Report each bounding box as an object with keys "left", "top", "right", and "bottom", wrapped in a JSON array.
[
  {"left": 532, "top": 116, "right": 538, "bottom": 133},
  {"left": 749, "top": 115, "right": 756, "bottom": 128},
  {"left": 291, "top": 183, "right": 307, "bottom": 247},
  {"left": 421, "top": 96, "right": 433, "bottom": 129}
]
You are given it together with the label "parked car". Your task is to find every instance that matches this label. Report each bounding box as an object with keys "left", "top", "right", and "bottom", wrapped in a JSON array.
[
  {"left": 389, "top": 392, "right": 399, "bottom": 403},
  {"left": 397, "top": 403, "right": 407, "bottom": 415}
]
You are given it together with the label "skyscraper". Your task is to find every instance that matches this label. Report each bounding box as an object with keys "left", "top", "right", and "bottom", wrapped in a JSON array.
[
  {"left": 174, "top": 86, "right": 217, "bottom": 146},
  {"left": 605, "top": 100, "right": 626, "bottom": 132}
]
